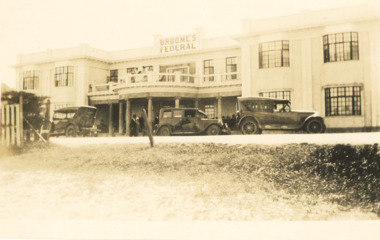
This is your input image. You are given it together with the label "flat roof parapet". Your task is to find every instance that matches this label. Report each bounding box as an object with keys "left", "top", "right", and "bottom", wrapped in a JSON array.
[{"left": 242, "top": 3, "right": 380, "bottom": 35}]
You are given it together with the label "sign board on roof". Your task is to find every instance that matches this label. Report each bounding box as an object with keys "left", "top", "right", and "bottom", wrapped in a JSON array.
[{"left": 159, "top": 34, "right": 198, "bottom": 54}]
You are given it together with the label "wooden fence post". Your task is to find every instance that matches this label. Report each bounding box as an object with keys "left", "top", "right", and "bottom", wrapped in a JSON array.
[
  {"left": 19, "top": 94, "right": 24, "bottom": 147},
  {"left": 5, "top": 105, "right": 10, "bottom": 146},
  {"left": 142, "top": 108, "right": 154, "bottom": 147},
  {"left": 1, "top": 104, "right": 5, "bottom": 145}
]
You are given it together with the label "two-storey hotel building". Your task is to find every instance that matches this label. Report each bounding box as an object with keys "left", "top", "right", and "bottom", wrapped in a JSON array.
[{"left": 14, "top": 3, "right": 380, "bottom": 134}]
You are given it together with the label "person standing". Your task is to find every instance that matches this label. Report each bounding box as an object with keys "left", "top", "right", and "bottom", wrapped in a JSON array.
[{"left": 130, "top": 114, "right": 138, "bottom": 137}]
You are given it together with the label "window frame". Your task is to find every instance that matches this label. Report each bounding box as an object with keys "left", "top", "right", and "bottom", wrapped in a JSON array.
[
  {"left": 324, "top": 86, "right": 362, "bottom": 116},
  {"left": 23, "top": 70, "right": 39, "bottom": 90},
  {"left": 226, "top": 57, "right": 237, "bottom": 80},
  {"left": 259, "top": 90, "right": 291, "bottom": 101},
  {"left": 259, "top": 40, "right": 290, "bottom": 69},
  {"left": 55, "top": 66, "right": 74, "bottom": 87},
  {"left": 204, "top": 104, "right": 215, "bottom": 119},
  {"left": 323, "top": 32, "right": 359, "bottom": 63},
  {"left": 203, "top": 59, "right": 214, "bottom": 82},
  {"left": 109, "top": 69, "right": 118, "bottom": 82}
]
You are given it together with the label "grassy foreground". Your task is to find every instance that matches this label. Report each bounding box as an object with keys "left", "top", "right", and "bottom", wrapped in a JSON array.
[{"left": 0, "top": 142, "right": 379, "bottom": 221}]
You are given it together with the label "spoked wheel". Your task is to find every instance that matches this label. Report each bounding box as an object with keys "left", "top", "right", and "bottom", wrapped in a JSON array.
[
  {"left": 240, "top": 119, "right": 260, "bottom": 134},
  {"left": 158, "top": 126, "right": 171, "bottom": 136},
  {"left": 305, "top": 119, "right": 325, "bottom": 133}
]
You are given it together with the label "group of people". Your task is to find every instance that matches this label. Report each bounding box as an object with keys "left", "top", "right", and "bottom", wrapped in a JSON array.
[
  {"left": 129, "top": 114, "right": 159, "bottom": 137},
  {"left": 221, "top": 114, "right": 238, "bottom": 130}
]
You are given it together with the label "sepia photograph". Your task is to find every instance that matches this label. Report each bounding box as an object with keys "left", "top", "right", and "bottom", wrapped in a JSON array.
[{"left": 1, "top": 0, "right": 380, "bottom": 239}]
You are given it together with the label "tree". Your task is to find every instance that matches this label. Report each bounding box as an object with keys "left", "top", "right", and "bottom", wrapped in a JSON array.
[{"left": 1, "top": 91, "right": 49, "bottom": 131}]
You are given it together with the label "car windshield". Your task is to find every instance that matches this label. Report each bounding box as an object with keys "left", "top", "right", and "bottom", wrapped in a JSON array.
[
  {"left": 197, "top": 110, "right": 208, "bottom": 119},
  {"left": 53, "top": 111, "right": 75, "bottom": 120},
  {"left": 278, "top": 102, "right": 291, "bottom": 112}
]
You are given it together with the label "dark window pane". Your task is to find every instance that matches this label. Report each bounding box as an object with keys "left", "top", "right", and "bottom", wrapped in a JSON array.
[{"left": 325, "top": 86, "right": 361, "bottom": 116}]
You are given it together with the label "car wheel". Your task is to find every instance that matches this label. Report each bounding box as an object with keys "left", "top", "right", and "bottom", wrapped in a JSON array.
[
  {"left": 65, "top": 125, "right": 77, "bottom": 137},
  {"left": 158, "top": 126, "right": 171, "bottom": 136},
  {"left": 306, "top": 119, "right": 325, "bottom": 133},
  {"left": 240, "top": 119, "right": 260, "bottom": 134},
  {"left": 206, "top": 125, "right": 221, "bottom": 135}
]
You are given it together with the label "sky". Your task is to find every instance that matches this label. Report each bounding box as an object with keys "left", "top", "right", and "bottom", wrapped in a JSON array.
[{"left": 0, "top": 0, "right": 373, "bottom": 88}]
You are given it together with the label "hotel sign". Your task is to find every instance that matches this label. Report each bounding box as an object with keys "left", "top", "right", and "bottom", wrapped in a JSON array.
[{"left": 159, "top": 34, "right": 198, "bottom": 54}]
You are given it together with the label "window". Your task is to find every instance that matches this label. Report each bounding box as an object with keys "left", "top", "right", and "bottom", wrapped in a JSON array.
[
  {"left": 54, "top": 103, "right": 73, "bottom": 110},
  {"left": 184, "top": 110, "right": 196, "bottom": 118},
  {"left": 167, "top": 67, "right": 189, "bottom": 82},
  {"left": 323, "top": 32, "right": 359, "bottom": 63},
  {"left": 325, "top": 86, "right": 361, "bottom": 116},
  {"left": 127, "top": 67, "right": 137, "bottom": 74},
  {"left": 204, "top": 59, "right": 214, "bottom": 82},
  {"left": 55, "top": 66, "right": 74, "bottom": 87},
  {"left": 162, "top": 110, "right": 172, "bottom": 118},
  {"left": 259, "top": 91, "right": 291, "bottom": 101},
  {"left": 204, "top": 104, "right": 215, "bottom": 119},
  {"left": 127, "top": 68, "right": 138, "bottom": 83},
  {"left": 110, "top": 69, "right": 118, "bottom": 82},
  {"left": 143, "top": 66, "right": 153, "bottom": 72},
  {"left": 173, "top": 110, "right": 183, "bottom": 118},
  {"left": 23, "top": 71, "right": 39, "bottom": 90},
  {"left": 226, "top": 57, "right": 237, "bottom": 80},
  {"left": 259, "top": 40, "right": 289, "bottom": 69}
]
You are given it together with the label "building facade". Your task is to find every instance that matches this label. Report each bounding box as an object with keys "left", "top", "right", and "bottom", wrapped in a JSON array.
[{"left": 14, "top": 3, "right": 380, "bottom": 134}]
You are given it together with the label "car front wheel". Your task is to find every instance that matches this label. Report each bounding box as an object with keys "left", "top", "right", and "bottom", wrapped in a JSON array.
[
  {"left": 240, "top": 119, "right": 260, "bottom": 134},
  {"left": 65, "top": 125, "right": 77, "bottom": 137},
  {"left": 158, "top": 126, "right": 171, "bottom": 136},
  {"left": 305, "top": 119, "right": 325, "bottom": 133},
  {"left": 206, "top": 125, "right": 221, "bottom": 135}
]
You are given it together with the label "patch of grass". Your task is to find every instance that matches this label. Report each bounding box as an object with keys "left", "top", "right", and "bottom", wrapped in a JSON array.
[{"left": 1, "top": 142, "right": 379, "bottom": 219}]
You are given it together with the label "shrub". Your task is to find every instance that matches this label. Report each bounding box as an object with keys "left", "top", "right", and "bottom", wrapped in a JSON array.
[{"left": 309, "top": 144, "right": 380, "bottom": 204}]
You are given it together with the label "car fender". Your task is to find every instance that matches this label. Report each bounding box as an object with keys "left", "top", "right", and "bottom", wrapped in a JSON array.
[
  {"left": 155, "top": 124, "right": 172, "bottom": 135},
  {"left": 302, "top": 116, "right": 325, "bottom": 129}
]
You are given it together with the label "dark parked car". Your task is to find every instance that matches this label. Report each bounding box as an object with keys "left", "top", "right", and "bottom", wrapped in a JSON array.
[
  {"left": 237, "top": 97, "right": 326, "bottom": 134},
  {"left": 49, "top": 106, "right": 98, "bottom": 137},
  {"left": 154, "top": 107, "right": 228, "bottom": 136}
]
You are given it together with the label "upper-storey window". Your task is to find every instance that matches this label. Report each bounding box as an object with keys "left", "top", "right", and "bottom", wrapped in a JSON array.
[
  {"left": 143, "top": 66, "right": 153, "bottom": 72},
  {"left": 325, "top": 86, "right": 361, "bottom": 116},
  {"left": 109, "top": 69, "right": 118, "bottom": 82},
  {"left": 23, "top": 71, "right": 39, "bottom": 90},
  {"left": 55, "top": 66, "right": 74, "bottom": 87},
  {"left": 127, "top": 67, "right": 137, "bottom": 74},
  {"left": 204, "top": 59, "right": 214, "bottom": 82},
  {"left": 226, "top": 57, "right": 237, "bottom": 80},
  {"left": 323, "top": 32, "right": 359, "bottom": 63},
  {"left": 259, "top": 40, "right": 289, "bottom": 69}
]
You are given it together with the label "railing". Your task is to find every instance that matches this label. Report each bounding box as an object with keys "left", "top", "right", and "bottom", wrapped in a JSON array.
[
  {"left": 202, "top": 72, "right": 241, "bottom": 83},
  {"left": 124, "top": 73, "right": 196, "bottom": 84},
  {"left": 89, "top": 82, "right": 119, "bottom": 94},
  {"left": 88, "top": 72, "right": 241, "bottom": 94}
]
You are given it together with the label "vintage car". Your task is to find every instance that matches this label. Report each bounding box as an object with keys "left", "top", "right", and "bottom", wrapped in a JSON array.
[
  {"left": 154, "top": 107, "right": 228, "bottom": 136},
  {"left": 237, "top": 97, "right": 326, "bottom": 134},
  {"left": 49, "top": 106, "right": 98, "bottom": 137}
]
